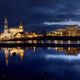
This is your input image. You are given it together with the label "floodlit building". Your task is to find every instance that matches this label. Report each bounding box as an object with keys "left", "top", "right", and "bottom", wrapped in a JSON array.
[
  {"left": 0, "top": 18, "right": 24, "bottom": 40},
  {"left": 9, "top": 22, "right": 24, "bottom": 36},
  {"left": 65, "top": 25, "right": 78, "bottom": 36},
  {"left": 0, "top": 18, "right": 39, "bottom": 40},
  {"left": 47, "top": 25, "right": 80, "bottom": 37},
  {"left": 55, "top": 29, "right": 66, "bottom": 36}
]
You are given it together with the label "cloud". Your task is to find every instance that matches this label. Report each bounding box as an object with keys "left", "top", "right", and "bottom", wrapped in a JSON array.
[
  {"left": 0, "top": 0, "right": 80, "bottom": 25},
  {"left": 44, "top": 20, "right": 80, "bottom": 26}
]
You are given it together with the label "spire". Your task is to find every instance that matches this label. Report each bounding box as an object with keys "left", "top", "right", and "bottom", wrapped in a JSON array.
[
  {"left": 19, "top": 20, "right": 23, "bottom": 29},
  {"left": 4, "top": 17, "right": 8, "bottom": 33},
  {"left": 4, "top": 17, "right": 8, "bottom": 29},
  {"left": 19, "top": 18, "right": 24, "bottom": 32}
]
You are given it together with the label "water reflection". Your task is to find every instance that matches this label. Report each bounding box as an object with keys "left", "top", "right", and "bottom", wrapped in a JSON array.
[
  {"left": 1, "top": 40, "right": 80, "bottom": 80},
  {"left": 1, "top": 47, "right": 24, "bottom": 65},
  {"left": 1, "top": 46, "right": 80, "bottom": 66},
  {"left": 1, "top": 40, "right": 80, "bottom": 44},
  {"left": 1, "top": 45, "right": 80, "bottom": 80},
  {"left": 1, "top": 47, "right": 37, "bottom": 66},
  {"left": 47, "top": 40, "right": 80, "bottom": 44},
  {"left": 48, "top": 47, "right": 80, "bottom": 55}
]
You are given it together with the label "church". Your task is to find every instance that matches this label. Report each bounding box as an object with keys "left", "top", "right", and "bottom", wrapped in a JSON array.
[{"left": 0, "top": 18, "right": 24, "bottom": 40}]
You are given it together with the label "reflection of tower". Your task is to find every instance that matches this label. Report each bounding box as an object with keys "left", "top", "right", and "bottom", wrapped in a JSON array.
[
  {"left": 17, "top": 47, "right": 24, "bottom": 60},
  {"left": 33, "top": 47, "right": 36, "bottom": 53},
  {"left": 19, "top": 50, "right": 24, "bottom": 60},
  {"left": 4, "top": 48, "right": 9, "bottom": 66},
  {"left": 4, "top": 18, "right": 8, "bottom": 33}
]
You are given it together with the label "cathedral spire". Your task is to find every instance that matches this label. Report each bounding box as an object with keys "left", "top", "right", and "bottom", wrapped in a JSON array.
[
  {"left": 4, "top": 17, "right": 8, "bottom": 33},
  {"left": 19, "top": 18, "right": 24, "bottom": 32},
  {"left": 19, "top": 20, "right": 23, "bottom": 29}
]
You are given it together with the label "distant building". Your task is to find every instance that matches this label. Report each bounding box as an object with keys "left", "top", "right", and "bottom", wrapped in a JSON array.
[
  {"left": 65, "top": 25, "right": 79, "bottom": 36},
  {"left": 47, "top": 25, "right": 80, "bottom": 37}
]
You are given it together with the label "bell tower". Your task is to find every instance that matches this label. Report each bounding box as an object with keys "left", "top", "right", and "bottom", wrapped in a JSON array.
[
  {"left": 4, "top": 18, "right": 8, "bottom": 33},
  {"left": 19, "top": 20, "right": 24, "bottom": 32}
]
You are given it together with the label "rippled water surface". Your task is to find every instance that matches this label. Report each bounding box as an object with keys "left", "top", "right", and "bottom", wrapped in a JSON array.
[{"left": 0, "top": 46, "right": 80, "bottom": 80}]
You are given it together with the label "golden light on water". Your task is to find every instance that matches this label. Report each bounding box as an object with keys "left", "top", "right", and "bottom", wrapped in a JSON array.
[{"left": 2, "top": 47, "right": 24, "bottom": 65}]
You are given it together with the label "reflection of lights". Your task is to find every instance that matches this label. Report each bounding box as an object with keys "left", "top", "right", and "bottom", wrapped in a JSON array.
[
  {"left": 27, "top": 40, "right": 37, "bottom": 44},
  {"left": 28, "top": 40, "right": 33, "bottom": 43},
  {"left": 77, "top": 40, "right": 80, "bottom": 44},
  {"left": 49, "top": 47, "right": 80, "bottom": 55},
  {"left": 68, "top": 47, "right": 71, "bottom": 51},
  {"left": 10, "top": 48, "right": 18, "bottom": 55},
  {"left": 55, "top": 47, "right": 58, "bottom": 50},
  {"left": 10, "top": 48, "right": 24, "bottom": 60},
  {"left": 33, "top": 47, "right": 36, "bottom": 52},
  {"left": 68, "top": 40, "right": 71, "bottom": 44},
  {"left": 4, "top": 48, "right": 9, "bottom": 66},
  {"left": 60, "top": 40, "right": 63, "bottom": 44},
  {"left": 54, "top": 40, "right": 58, "bottom": 44},
  {"left": 48, "top": 47, "right": 51, "bottom": 50},
  {"left": 33, "top": 40, "right": 37, "bottom": 44},
  {"left": 16, "top": 41, "right": 22, "bottom": 43},
  {"left": 2, "top": 47, "right": 24, "bottom": 66},
  {"left": 19, "top": 51, "right": 24, "bottom": 60},
  {"left": 54, "top": 47, "right": 64, "bottom": 51},
  {"left": 28, "top": 35, "right": 33, "bottom": 38}
]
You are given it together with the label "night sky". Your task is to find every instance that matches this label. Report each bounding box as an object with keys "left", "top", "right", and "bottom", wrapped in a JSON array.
[{"left": 0, "top": 0, "right": 80, "bottom": 30}]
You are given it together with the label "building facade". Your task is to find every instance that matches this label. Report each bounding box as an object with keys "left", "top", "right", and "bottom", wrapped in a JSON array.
[{"left": 0, "top": 18, "right": 24, "bottom": 40}]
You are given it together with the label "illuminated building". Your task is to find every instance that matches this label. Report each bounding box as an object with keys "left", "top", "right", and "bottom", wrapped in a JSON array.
[
  {"left": 46, "top": 31, "right": 55, "bottom": 36},
  {"left": 14, "top": 32, "right": 26, "bottom": 38},
  {"left": 47, "top": 25, "right": 80, "bottom": 37},
  {"left": 65, "top": 25, "right": 78, "bottom": 36},
  {"left": 1, "top": 18, "right": 80, "bottom": 41},
  {"left": 47, "top": 29, "right": 66, "bottom": 36},
  {"left": 0, "top": 18, "right": 24, "bottom": 40},
  {"left": 27, "top": 32, "right": 38, "bottom": 38},
  {"left": 0, "top": 18, "right": 39, "bottom": 40},
  {"left": 54, "top": 29, "right": 66, "bottom": 36},
  {"left": 9, "top": 22, "right": 24, "bottom": 36}
]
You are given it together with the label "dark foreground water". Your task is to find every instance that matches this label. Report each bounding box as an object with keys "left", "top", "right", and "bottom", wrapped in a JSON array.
[{"left": 0, "top": 47, "right": 80, "bottom": 80}]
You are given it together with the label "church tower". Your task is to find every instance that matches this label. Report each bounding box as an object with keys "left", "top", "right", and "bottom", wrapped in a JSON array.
[
  {"left": 4, "top": 18, "right": 8, "bottom": 33},
  {"left": 19, "top": 20, "right": 24, "bottom": 32}
]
